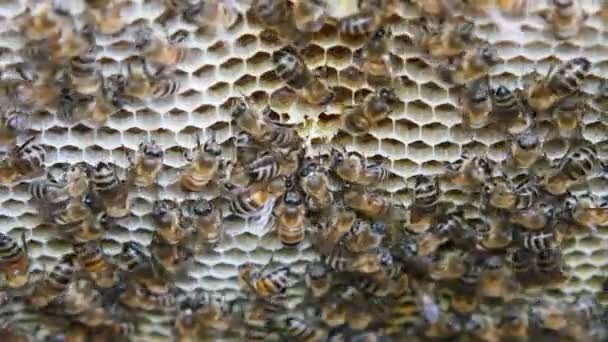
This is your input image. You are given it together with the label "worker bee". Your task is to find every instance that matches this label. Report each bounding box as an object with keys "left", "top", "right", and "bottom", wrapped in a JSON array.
[
  {"left": 563, "top": 191, "right": 608, "bottom": 232},
  {"left": 19, "top": 2, "right": 63, "bottom": 40},
  {"left": 299, "top": 161, "right": 333, "bottom": 211},
  {"left": 251, "top": 0, "right": 304, "bottom": 45},
  {"left": 51, "top": 191, "right": 101, "bottom": 226},
  {"left": 536, "top": 248, "right": 566, "bottom": 281},
  {"left": 475, "top": 216, "right": 513, "bottom": 251},
  {"left": 342, "top": 87, "right": 400, "bottom": 135},
  {"left": 304, "top": 261, "right": 332, "bottom": 298},
  {"left": 417, "top": 18, "right": 474, "bottom": 59},
  {"left": 238, "top": 258, "right": 290, "bottom": 299},
  {"left": 246, "top": 148, "right": 301, "bottom": 184},
  {"left": 463, "top": 314, "right": 499, "bottom": 342},
  {"left": 424, "top": 312, "right": 463, "bottom": 339},
  {"left": 273, "top": 47, "right": 334, "bottom": 106},
  {"left": 525, "top": 57, "right": 591, "bottom": 111},
  {"left": 361, "top": 26, "right": 393, "bottom": 83},
  {"left": 121, "top": 281, "right": 177, "bottom": 312},
  {"left": 482, "top": 175, "right": 517, "bottom": 209},
  {"left": 543, "top": 143, "right": 600, "bottom": 195},
  {"left": 343, "top": 186, "right": 392, "bottom": 219},
  {"left": 127, "top": 139, "right": 164, "bottom": 187},
  {"left": 61, "top": 211, "right": 111, "bottom": 243},
  {"left": 511, "top": 201, "right": 555, "bottom": 230},
  {"left": 549, "top": 96, "right": 583, "bottom": 140},
  {"left": 461, "top": 77, "right": 493, "bottom": 129},
  {"left": 541, "top": 0, "right": 588, "bottom": 39},
  {"left": 413, "top": 0, "right": 455, "bottom": 18},
  {"left": 134, "top": 27, "right": 189, "bottom": 69},
  {"left": 518, "top": 230, "right": 561, "bottom": 252},
  {"left": 478, "top": 256, "right": 518, "bottom": 301},
  {"left": 0, "top": 232, "right": 29, "bottom": 288},
  {"left": 224, "top": 176, "right": 287, "bottom": 219},
  {"left": 321, "top": 242, "right": 353, "bottom": 272},
  {"left": 314, "top": 207, "right": 357, "bottom": 254},
  {"left": 293, "top": 0, "right": 327, "bottom": 33},
  {"left": 344, "top": 220, "right": 384, "bottom": 253},
  {"left": 28, "top": 177, "right": 70, "bottom": 206},
  {"left": 280, "top": 316, "right": 327, "bottom": 341},
  {"left": 29, "top": 254, "right": 76, "bottom": 308},
  {"left": 230, "top": 97, "right": 271, "bottom": 140},
  {"left": 190, "top": 198, "right": 224, "bottom": 249},
  {"left": 331, "top": 149, "right": 390, "bottom": 187},
  {"left": 114, "top": 241, "right": 151, "bottom": 273},
  {"left": 180, "top": 132, "right": 226, "bottom": 192},
  {"left": 68, "top": 46, "right": 100, "bottom": 96},
  {"left": 430, "top": 250, "right": 466, "bottom": 280},
  {"left": 338, "top": 0, "right": 391, "bottom": 36},
  {"left": 0, "top": 137, "right": 46, "bottom": 184},
  {"left": 91, "top": 162, "right": 130, "bottom": 218},
  {"left": 257, "top": 110, "right": 304, "bottom": 149},
  {"left": 86, "top": 0, "right": 128, "bottom": 35},
  {"left": 439, "top": 44, "right": 499, "bottom": 85},
  {"left": 149, "top": 236, "right": 193, "bottom": 275},
  {"left": 152, "top": 199, "right": 188, "bottom": 245},
  {"left": 73, "top": 241, "right": 118, "bottom": 288},
  {"left": 0, "top": 105, "right": 29, "bottom": 146},
  {"left": 273, "top": 189, "right": 306, "bottom": 247},
  {"left": 444, "top": 150, "right": 493, "bottom": 190},
  {"left": 498, "top": 305, "right": 529, "bottom": 340},
  {"left": 507, "top": 129, "right": 543, "bottom": 169},
  {"left": 383, "top": 290, "right": 425, "bottom": 337},
  {"left": 507, "top": 247, "right": 535, "bottom": 283},
  {"left": 492, "top": 86, "right": 532, "bottom": 133},
  {"left": 124, "top": 57, "right": 181, "bottom": 101}
]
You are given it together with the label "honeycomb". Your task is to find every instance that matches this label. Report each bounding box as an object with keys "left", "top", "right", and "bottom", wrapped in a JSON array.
[{"left": 1, "top": 0, "right": 608, "bottom": 340}]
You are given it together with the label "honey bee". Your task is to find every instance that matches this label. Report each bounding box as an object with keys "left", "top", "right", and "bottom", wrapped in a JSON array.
[
  {"left": 438, "top": 44, "right": 499, "bottom": 85},
  {"left": 461, "top": 77, "right": 493, "bottom": 129},
  {"left": 342, "top": 87, "right": 400, "bottom": 135},
  {"left": 224, "top": 176, "right": 287, "bottom": 219},
  {"left": 344, "top": 220, "right": 384, "bottom": 253},
  {"left": 343, "top": 186, "right": 392, "bottom": 219},
  {"left": 230, "top": 97, "right": 271, "bottom": 140},
  {"left": 444, "top": 150, "right": 492, "bottom": 190},
  {"left": 314, "top": 207, "right": 357, "bottom": 254},
  {"left": 525, "top": 57, "right": 591, "bottom": 111},
  {"left": 417, "top": 18, "right": 474, "bottom": 59},
  {"left": 29, "top": 254, "right": 76, "bottom": 308},
  {"left": 152, "top": 199, "right": 188, "bottom": 245},
  {"left": 519, "top": 230, "right": 561, "bottom": 252},
  {"left": 91, "top": 162, "right": 130, "bottom": 218},
  {"left": 536, "top": 248, "right": 566, "bottom": 281},
  {"left": 280, "top": 316, "right": 327, "bottom": 341},
  {"left": 592, "top": 79, "right": 608, "bottom": 113},
  {"left": 507, "top": 129, "right": 543, "bottom": 169},
  {"left": 190, "top": 198, "right": 224, "bottom": 248},
  {"left": 180, "top": 133, "right": 226, "bottom": 192},
  {"left": 507, "top": 247, "right": 535, "bottom": 284},
  {"left": 19, "top": 2, "right": 63, "bottom": 40},
  {"left": 383, "top": 290, "right": 425, "bottom": 337},
  {"left": 322, "top": 242, "right": 353, "bottom": 272},
  {"left": 541, "top": 0, "right": 588, "bottom": 39},
  {"left": 273, "top": 189, "right": 306, "bottom": 247},
  {"left": 86, "top": 1, "right": 128, "bottom": 35},
  {"left": 549, "top": 96, "right": 583, "bottom": 140},
  {"left": 0, "top": 232, "right": 28, "bottom": 288},
  {"left": 180, "top": 0, "right": 240, "bottom": 32},
  {"left": 304, "top": 261, "right": 332, "bottom": 298},
  {"left": 149, "top": 236, "right": 193, "bottom": 275},
  {"left": 28, "top": 177, "right": 71, "bottom": 206},
  {"left": 247, "top": 148, "right": 301, "bottom": 184},
  {"left": 338, "top": 0, "right": 391, "bottom": 36},
  {"left": 430, "top": 251, "right": 466, "bottom": 280},
  {"left": 563, "top": 191, "right": 608, "bottom": 232},
  {"left": 63, "top": 211, "right": 111, "bottom": 242},
  {"left": 127, "top": 139, "right": 164, "bottom": 187},
  {"left": 293, "top": 0, "right": 327, "bottom": 33},
  {"left": 240, "top": 298, "right": 283, "bottom": 340},
  {"left": 251, "top": 0, "right": 304, "bottom": 45},
  {"left": 273, "top": 47, "right": 334, "bottom": 106},
  {"left": 0, "top": 105, "right": 29, "bottom": 146},
  {"left": 51, "top": 192, "right": 99, "bottom": 226},
  {"left": 134, "top": 27, "right": 189, "bottom": 69},
  {"left": 464, "top": 314, "right": 499, "bottom": 342},
  {"left": 238, "top": 258, "right": 290, "bottom": 299},
  {"left": 114, "top": 241, "right": 151, "bottom": 273},
  {"left": 124, "top": 57, "right": 181, "bottom": 101},
  {"left": 257, "top": 110, "right": 304, "bottom": 149},
  {"left": 543, "top": 143, "right": 600, "bottom": 195},
  {"left": 121, "top": 281, "right": 177, "bottom": 312},
  {"left": 424, "top": 312, "right": 463, "bottom": 339},
  {"left": 478, "top": 256, "right": 519, "bottom": 301},
  {"left": 299, "top": 161, "right": 333, "bottom": 211},
  {"left": 330, "top": 148, "right": 365, "bottom": 185},
  {"left": 492, "top": 86, "right": 534, "bottom": 135},
  {"left": 68, "top": 46, "right": 100, "bottom": 96},
  {"left": 413, "top": 0, "right": 455, "bottom": 18},
  {"left": 361, "top": 26, "right": 393, "bottom": 82},
  {"left": 0, "top": 137, "right": 46, "bottom": 184},
  {"left": 511, "top": 201, "right": 555, "bottom": 230},
  {"left": 73, "top": 241, "right": 118, "bottom": 288},
  {"left": 482, "top": 175, "right": 517, "bottom": 210},
  {"left": 498, "top": 305, "right": 529, "bottom": 340}
]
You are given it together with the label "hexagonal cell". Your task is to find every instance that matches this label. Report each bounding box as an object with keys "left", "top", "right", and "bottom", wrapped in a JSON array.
[
  {"left": 234, "top": 34, "right": 259, "bottom": 57},
  {"left": 218, "top": 57, "right": 245, "bottom": 81},
  {"left": 338, "top": 65, "right": 365, "bottom": 89},
  {"left": 418, "top": 82, "right": 448, "bottom": 106},
  {"left": 246, "top": 51, "right": 272, "bottom": 74},
  {"left": 301, "top": 44, "right": 326, "bottom": 67},
  {"left": 327, "top": 45, "right": 352, "bottom": 69},
  {"left": 420, "top": 122, "right": 449, "bottom": 146},
  {"left": 407, "top": 140, "right": 434, "bottom": 164}
]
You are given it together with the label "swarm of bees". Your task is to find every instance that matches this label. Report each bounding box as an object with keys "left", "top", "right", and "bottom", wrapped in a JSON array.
[{"left": 1, "top": 0, "right": 608, "bottom": 341}]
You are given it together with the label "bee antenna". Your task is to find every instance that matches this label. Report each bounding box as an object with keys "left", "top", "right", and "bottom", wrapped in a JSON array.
[
  {"left": 15, "top": 136, "right": 36, "bottom": 155},
  {"left": 20, "top": 231, "right": 28, "bottom": 255}
]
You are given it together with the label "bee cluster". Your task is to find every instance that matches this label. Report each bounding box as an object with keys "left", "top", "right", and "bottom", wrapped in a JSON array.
[{"left": 0, "top": 0, "right": 608, "bottom": 341}]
